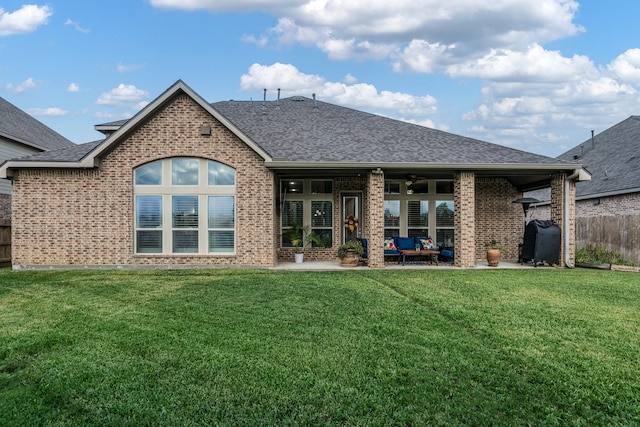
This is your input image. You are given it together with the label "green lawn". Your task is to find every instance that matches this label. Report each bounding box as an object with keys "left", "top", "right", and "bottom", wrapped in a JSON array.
[{"left": 1, "top": 268, "right": 639, "bottom": 426}]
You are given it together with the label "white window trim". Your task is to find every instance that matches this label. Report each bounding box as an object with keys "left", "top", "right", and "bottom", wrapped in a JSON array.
[
  {"left": 384, "top": 179, "right": 454, "bottom": 239},
  {"left": 281, "top": 179, "right": 333, "bottom": 247},
  {"left": 134, "top": 158, "right": 236, "bottom": 255}
]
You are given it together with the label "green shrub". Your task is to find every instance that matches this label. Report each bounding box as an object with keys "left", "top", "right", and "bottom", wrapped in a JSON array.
[{"left": 576, "top": 245, "right": 637, "bottom": 266}]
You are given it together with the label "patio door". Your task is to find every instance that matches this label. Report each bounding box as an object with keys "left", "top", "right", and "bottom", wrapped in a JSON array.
[{"left": 342, "top": 193, "right": 362, "bottom": 244}]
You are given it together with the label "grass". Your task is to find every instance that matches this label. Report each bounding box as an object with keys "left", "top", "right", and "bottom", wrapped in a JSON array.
[{"left": 1, "top": 268, "right": 639, "bottom": 426}]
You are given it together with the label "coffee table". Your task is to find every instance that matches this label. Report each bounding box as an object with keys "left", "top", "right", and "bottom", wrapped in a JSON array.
[{"left": 399, "top": 249, "right": 440, "bottom": 266}]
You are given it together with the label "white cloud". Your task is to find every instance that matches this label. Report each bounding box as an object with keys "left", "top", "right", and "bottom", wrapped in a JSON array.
[
  {"left": 149, "top": 1, "right": 583, "bottom": 65},
  {"left": 147, "top": 0, "right": 640, "bottom": 155},
  {"left": 0, "top": 5, "right": 52, "bottom": 36},
  {"left": 149, "top": 0, "right": 298, "bottom": 13},
  {"left": 240, "top": 62, "right": 437, "bottom": 118},
  {"left": 343, "top": 74, "right": 358, "bottom": 84},
  {"left": 5, "top": 77, "right": 37, "bottom": 93},
  {"left": 67, "top": 83, "right": 80, "bottom": 92},
  {"left": 117, "top": 62, "right": 145, "bottom": 72},
  {"left": 447, "top": 44, "right": 596, "bottom": 82},
  {"left": 64, "top": 18, "right": 89, "bottom": 33},
  {"left": 96, "top": 84, "right": 149, "bottom": 108},
  {"left": 27, "top": 107, "right": 69, "bottom": 117},
  {"left": 462, "top": 69, "right": 639, "bottom": 153},
  {"left": 608, "top": 49, "right": 640, "bottom": 84}
]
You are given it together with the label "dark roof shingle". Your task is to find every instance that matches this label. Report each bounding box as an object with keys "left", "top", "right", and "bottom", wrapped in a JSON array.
[
  {"left": 211, "top": 97, "right": 568, "bottom": 165},
  {"left": 558, "top": 116, "right": 640, "bottom": 198},
  {"left": 0, "top": 97, "right": 74, "bottom": 150}
]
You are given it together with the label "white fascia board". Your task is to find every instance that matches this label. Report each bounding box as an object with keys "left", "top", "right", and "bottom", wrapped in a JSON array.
[
  {"left": 265, "top": 160, "right": 587, "bottom": 173},
  {"left": 0, "top": 159, "right": 97, "bottom": 178},
  {"left": 574, "top": 168, "right": 591, "bottom": 181}
]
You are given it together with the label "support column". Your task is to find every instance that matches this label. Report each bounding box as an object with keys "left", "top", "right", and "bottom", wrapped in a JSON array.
[
  {"left": 550, "top": 173, "right": 575, "bottom": 267},
  {"left": 366, "top": 169, "right": 385, "bottom": 268},
  {"left": 454, "top": 171, "right": 475, "bottom": 268}
]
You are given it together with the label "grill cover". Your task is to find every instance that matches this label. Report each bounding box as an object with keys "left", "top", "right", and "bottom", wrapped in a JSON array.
[{"left": 521, "top": 220, "right": 561, "bottom": 265}]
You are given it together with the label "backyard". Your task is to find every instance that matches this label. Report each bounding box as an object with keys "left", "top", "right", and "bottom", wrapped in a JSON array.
[{"left": 1, "top": 268, "right": 638, "bottom": 426}]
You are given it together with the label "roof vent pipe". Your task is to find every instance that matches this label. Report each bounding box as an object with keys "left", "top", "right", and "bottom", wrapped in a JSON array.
[
  {"left": 591, "top": 130, "right": 595, "bottom": 148},
  {"left": 262, "top": 89, "right": 268, "bottom": 119},
  {"left": 276, "top": 88, "right": 281, "bottom": 110},
  {"left": 312, "top": 93, "right": 319, "bottom": 111}
]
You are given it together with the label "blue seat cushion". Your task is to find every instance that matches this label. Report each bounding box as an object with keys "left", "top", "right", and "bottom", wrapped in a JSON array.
[
  {"left": 396, "top": 237, "right": 415, "bottom": 250},
  {"left": 440, "top": 249, "right": 454, "bottom": 258}
]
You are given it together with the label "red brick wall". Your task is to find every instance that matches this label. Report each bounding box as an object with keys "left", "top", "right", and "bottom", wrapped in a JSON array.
[{"left": 11, "top": 94, "right": 275, "bottom": 267}]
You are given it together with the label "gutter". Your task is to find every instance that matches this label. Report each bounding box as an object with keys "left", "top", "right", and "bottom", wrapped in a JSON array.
[{"left": 265, "top": 160, "right": 582, "bottom": 171}]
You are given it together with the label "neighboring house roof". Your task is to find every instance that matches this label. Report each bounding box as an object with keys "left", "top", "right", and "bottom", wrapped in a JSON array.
[
  {"left": 529, "top": 115, "right": 640, "bottom": 202},
  {"left": 0, "top": 80, "right": 589, "bottom": 191},
  {"left": 11, "top": 140, "right": 103, "bottom": 162},
  {"left": 0, "top": 96, "right": 74, "bottom": 151},
  {"left": 559, "top": 116, "right": 640, "bottom": 199}
]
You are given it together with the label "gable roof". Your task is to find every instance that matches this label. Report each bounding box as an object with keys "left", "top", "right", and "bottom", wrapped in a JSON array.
[
  {"left": 557, "top": 116, "right": 640, "bottom": 199},
  {"left": 1, "top": 80, "right": 589, "bottom": 190},
  {"left": 211, "top": 96, "right": 588, "bottom": 190},
  {"left": 212, "top": 96, "right": 570, "bottom": 167},
  {"left": 0, "top": 96, "right": 74, "bottom": 151},
  {"left": 0, "top": 80, "right": 271, "bottom": 178}
]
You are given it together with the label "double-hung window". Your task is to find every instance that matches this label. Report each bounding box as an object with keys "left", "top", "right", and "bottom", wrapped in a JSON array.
[{"left": 134, "top": 157, "right": 235, "bottom": 255}]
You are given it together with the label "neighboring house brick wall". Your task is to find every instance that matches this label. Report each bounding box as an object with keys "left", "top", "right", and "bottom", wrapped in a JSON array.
[
  {"left": 11, "top": 94, "right": 275, "bottom": 267},
  {"left": 475, "top": 178, "right": 522, "bottom": 260},
  {"left": 577, "top": 192, "right": 640, "bottom": 217}
]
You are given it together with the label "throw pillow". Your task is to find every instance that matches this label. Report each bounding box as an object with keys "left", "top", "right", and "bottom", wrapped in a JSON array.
[
  {"left": 384, "top": 238, "right": 397, "bottom": 251},
  {"left": 420, "top": 238, "right": 436, "bottom": 250}
]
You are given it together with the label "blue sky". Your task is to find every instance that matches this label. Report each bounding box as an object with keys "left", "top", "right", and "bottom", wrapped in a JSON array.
[{"left": 1, "top": 0, "right": 639, "bottom": 157}]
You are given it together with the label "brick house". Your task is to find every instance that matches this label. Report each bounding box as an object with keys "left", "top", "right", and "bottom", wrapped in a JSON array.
[
  {"left": 0, "top": 80, "right": 589, "bottom": 269},
  {"left": 0, "top": 97, "right": 74, "bottom": 218},
  {"left": 529, "top": 116, "right": 640, "bottom": 264}
]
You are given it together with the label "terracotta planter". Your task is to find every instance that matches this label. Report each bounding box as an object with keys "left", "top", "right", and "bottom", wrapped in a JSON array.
[
  {"left": 487, "top": 249, "right": 502, "bottom": 267},
  {"left": 340, "top": 249, "right": 359, "bottom": 267},
  {"left": 486, "top": 249, "right": 501, "bottom": 267}
]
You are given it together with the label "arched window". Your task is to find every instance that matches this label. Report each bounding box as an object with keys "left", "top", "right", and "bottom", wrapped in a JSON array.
[{"left": 134, "top": 158, "right": 235, "bottom": 255}]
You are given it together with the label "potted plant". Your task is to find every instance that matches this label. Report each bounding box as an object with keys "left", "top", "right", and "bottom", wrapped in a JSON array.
[
  {"left": 283, "top": 222, "right": 321, "bottom": 263},
  {"left": 337, "top": 239, "right": 365, "bottom": 267},
  {"left": 485, "top": 239, "right": 505, "bottom": 267}
]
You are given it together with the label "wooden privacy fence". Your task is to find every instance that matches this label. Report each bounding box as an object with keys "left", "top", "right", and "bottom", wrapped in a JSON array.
[
  {"left": 576, "top": 214, "right": 640, "bottom": 265},
  {"left": 0, "top": 218, "right": 9, "bottom": 267}
]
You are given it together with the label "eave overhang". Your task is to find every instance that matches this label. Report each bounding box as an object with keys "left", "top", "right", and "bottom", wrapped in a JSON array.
[{"left": 265, "top": 160, "right": 591, "bottom": 192}]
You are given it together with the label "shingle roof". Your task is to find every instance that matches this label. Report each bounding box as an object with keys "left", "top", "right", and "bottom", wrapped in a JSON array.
[
  {"left": 13, "top": 140, "right": 102, "bottom": 162},
  {"left": 558, "top": 116, "right": 640, "bottom": 198},
  {"left": 211, "top": 97, "right": 569, "bottom": 165},
  {"left": 0, "top": 96, "right": 74, "bottom": 151}
]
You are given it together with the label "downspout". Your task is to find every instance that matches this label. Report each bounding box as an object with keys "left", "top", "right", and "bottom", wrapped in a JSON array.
[{"left": 564, "top": 170, "right": 580, "bottom": 268}]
